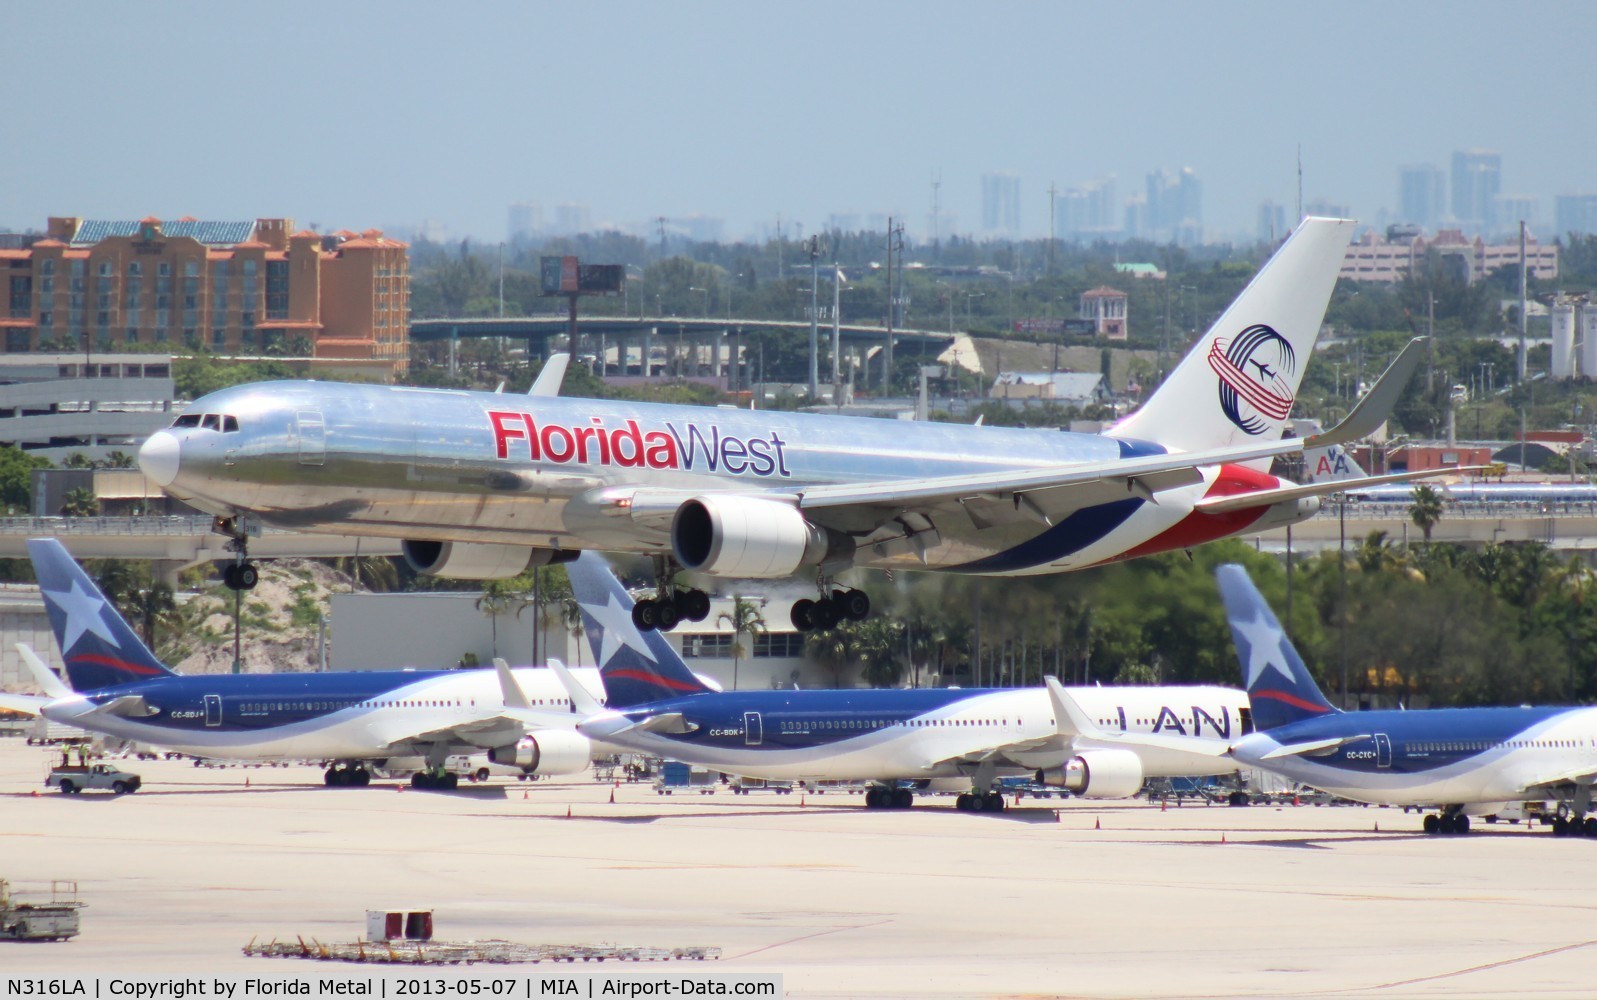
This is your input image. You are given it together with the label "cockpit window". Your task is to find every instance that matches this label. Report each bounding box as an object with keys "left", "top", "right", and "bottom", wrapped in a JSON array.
[
  {"left": 222, "top": 415, "right": 239, "bottom": 433},
  {"left": 173, "top": 414, "right": 202, "bottom": 428},
  {"left": 201, "top": 414, "right": 221, "bottom": 431}
]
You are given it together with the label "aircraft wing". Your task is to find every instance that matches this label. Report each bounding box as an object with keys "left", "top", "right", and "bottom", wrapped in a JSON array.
[
  {"left": 0, "top": 691, "right": 49, "bottom": 716},
  {"left": 17, "top": 644, "right": 72, "bottom": 699},
  {"left": 598, "top": 338, "right": 1426, "bottom": 537},
  {"left": 919, "top": 734, "right": 1065, "bottom": 771},
  {"left": 1045, "top": 677, "right": 1235, "bottom": 759},
  {"left": 1195, "top": 468, "right": 1488, "bottom": 514}
]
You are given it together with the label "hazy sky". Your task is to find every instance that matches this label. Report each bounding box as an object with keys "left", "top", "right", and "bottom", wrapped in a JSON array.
[{"left": 4, "top": 2, "right": 1594, "bottom": 244}]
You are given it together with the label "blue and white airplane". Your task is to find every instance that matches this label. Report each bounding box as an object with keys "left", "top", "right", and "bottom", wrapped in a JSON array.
[
  {"left": 543, "top": 551, "right": 1248, "bottom": 812},
  {"left": 1216, "top": 563, "right": 1597, "bottom": 836},
  {"left": 0, "top": 538, "right": 599, "bottom": 789}
]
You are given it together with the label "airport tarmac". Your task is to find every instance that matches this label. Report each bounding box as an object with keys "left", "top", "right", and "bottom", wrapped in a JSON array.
[{"left": 1, "top": 740, "right": 1592, "bottom": 1000}]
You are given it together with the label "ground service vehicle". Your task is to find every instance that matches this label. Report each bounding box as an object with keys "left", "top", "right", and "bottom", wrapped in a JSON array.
[{"left": 45, "top": 762, "right": 141, "bottom": 794}]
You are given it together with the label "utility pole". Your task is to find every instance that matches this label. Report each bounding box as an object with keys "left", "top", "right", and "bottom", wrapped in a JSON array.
[
  {"left": 931, "top": 173, "right": 941, "bottom": 262},
  {"left": 832, "top": 260, "right": 843, "bottom": 408},
  {"left": 884, "top": 218, "right": 899, "bottom": 392},
  {"left": 1518, "top": 220, "right": 1528, "bottom": 382},
  {"left": 805, "top": 235, "right": 821, "bottom": 399},
  {"left": 1048, "top": 182, "right": 1057, "bottom": 275}
]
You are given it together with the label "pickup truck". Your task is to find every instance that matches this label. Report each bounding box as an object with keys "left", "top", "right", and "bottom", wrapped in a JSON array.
[{"left": 46, "top": 763, "right": 141, "bottom": 795}]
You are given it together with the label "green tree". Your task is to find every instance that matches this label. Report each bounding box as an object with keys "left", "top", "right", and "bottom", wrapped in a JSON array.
[
  {"left": 717, "top": 595, "right": 767, "bottom": 691},
  {"left": 0, "top": 444, "right": 50, "bottom": 513},
  {"left": 475, "top": 579, "right": 527, "bottom": 659},
  {"left": 60, "top": 487, "right": 99, "bottom": 518}
]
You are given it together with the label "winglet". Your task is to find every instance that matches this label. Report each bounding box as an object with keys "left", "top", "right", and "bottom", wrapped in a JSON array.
[
  {"left": 1307, "top": 337, "right": 1426, "bottom": 448},
  {"left": 529, "top": 354, "right": 571, "bottom": 397},
  {"left": 493, "top": 657, "right": 531, "bottom": 711},
  {"left": 1045, "top": 676, "right": 1106, "bottom": 739},
  {"left": 548, "top": 657, "right": 604, "bottom": 716},
  {"left": 17, "top": 643, "right": 71, "bottom": 700}
]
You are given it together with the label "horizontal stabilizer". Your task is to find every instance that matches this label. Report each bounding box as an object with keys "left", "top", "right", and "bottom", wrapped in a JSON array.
[
  {"left": 0, "top": 691, "right": 48, "bottom": 716},
  {"left": 1194, "top": 467, "right": 1488, "bottom": 514},
  {"left": 17, "top": 643, "right": 71, "bottom": 700},
  {"left": 1306, "top": 337, "right": 1427, "bottom": 448},
  {"left": 636, "top": 712, "right": 698, "bottom": 735},
  {"left": 1259, "top": 735, "right": 1370, "bottom": 760},
  {"left": 90, "top": 694, "right": 159, "bottom": 719}
]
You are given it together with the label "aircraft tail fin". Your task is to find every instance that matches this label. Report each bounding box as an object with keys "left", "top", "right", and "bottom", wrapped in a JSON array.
[
  {"left": 1112, "top": 218, "right": 1355, "bottom": 457},
  {"left": 27, "top": 538, "right": 177, "bottom": 691},
  {"left": 1214, "top": 564, "right": 1339, "bottom": 731},
  {"left": 563, "top": 552, "right": 714, "bottom": 708}
]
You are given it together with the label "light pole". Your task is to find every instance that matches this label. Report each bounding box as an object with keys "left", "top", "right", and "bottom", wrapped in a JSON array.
[
  {"left": 689, "top": 286, "right": 709, "bottom": 316},
  {"left": 804, "top": 235, "right": 821, "bottom": 399},
  {"left": 497, "top": 242, "right": 505, "bottom": 318}
]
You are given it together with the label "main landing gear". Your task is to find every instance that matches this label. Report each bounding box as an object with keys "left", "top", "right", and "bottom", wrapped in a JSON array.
[
  {"left": 790, "top": 584, "right": 870, "bottom": 633},
  {"left": 864, "top": 785, "right": 915, "bottom": 810},
  {"left": 214, "top": 516, "right": 259, "bottom": 592},
  {"left": 323, "top": 763, "right": 371, "bottom": 787},
  {"left": 1551, "top": 789, "right": 1597, "bottom": 838},
  {"left": 411, "top": 770, "right": 459, "bottom": 791},
  {"left": 632, "top": 588, "right": 711, "bottom": 633},
  {"left": 1422, "top": 809, "right": 1470, "bottom": 835},
  {"left": 955, "top": 790, "right": 1008, "bottom": 813}
]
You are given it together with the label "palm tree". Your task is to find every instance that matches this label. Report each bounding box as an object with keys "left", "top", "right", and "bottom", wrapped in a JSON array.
[
  {"left": 474, "top": 579, "right": 526, "bottom": 659},
  {"left": 100, "top": 450, "right": 135, "bottom": 469},
  {"left": 854, "top": 617, "right": 907, "bottom": 688},
  {"left": 60, "top": 487, "right": 99, "bottom": 517},
  {"left": 1409, "top": 484, "right": 1445, "bottom": 543},
  {"left": 717, "top": 595, "right": 766, "bottom": 690}
]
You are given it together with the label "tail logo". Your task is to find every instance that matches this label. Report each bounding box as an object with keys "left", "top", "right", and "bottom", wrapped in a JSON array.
[
  {"left": 581, "top": 592, "right": 659, "bottom": 669},
  {"left": 1232, "top": 612, "right": 1295, "bottom": 691},
  {"left": 1209, "top": 324, "right": 1296, "bottom": 435},
  {"left": 43, "top": 580, "right": 119, "bottom": 653}
]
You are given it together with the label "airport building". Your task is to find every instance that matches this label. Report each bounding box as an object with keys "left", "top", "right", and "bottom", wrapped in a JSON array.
[{"left": 1, "top": 217, "right": 410, "bottom": 376}]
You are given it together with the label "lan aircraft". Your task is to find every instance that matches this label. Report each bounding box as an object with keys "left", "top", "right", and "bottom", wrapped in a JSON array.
[
  {"left": 137, "top": 218, "right": 1439, "bottom": 632},
  {"left": 540, "top": 550, "right": 1247, "bottom": 813},
  {"left": 0, "top": 538, "right": 598, "bottom": 789},
  {"left": 1212, "top": 564, "right": 1597, "bottom": 836}
]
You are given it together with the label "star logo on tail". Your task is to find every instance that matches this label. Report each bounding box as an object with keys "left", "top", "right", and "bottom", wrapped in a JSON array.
[
  {"left": 43, "top": 580, "right": 119, "bottom": 653},
  {"left": 582, "top": 592, "right": 658, "bottom": 669},
  {"left": 1232, "top": 611, "right": 1296, "bottom": 691}
]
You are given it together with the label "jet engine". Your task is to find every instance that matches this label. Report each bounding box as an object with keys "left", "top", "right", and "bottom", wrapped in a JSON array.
[
  {"left": 487, "top": 730, "right": 592, "bottom": 776},
  {"left": 1036, "top": 749, "right": 1144, "bottom": 799},
  {"left": 671, "top": 494, "right": 852, "bottom": 578},
  {"left": 402, "top": 540, "right": 577, "bottom": 580}
]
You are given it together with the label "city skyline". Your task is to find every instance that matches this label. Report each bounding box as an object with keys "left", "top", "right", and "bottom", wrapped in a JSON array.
[{"left": 4, "top": 3, "right": 1595, "bottom": 246}]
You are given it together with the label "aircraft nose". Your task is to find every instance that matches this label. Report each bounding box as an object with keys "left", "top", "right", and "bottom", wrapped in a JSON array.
[{"left": 138, "top": 430, "right": 181, "bottom": 487}]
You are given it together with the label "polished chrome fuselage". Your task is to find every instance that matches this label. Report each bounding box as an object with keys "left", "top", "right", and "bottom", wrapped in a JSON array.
[{"left": 143, "top": 381, "right": 1310, "bottom": 576}]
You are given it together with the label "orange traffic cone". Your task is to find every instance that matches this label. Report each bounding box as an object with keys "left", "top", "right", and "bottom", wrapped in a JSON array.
[
  {"left": 522, "top": 790, "right": 528, "bottom": 800},
  {"left": 245, "top": 776, "right": 250, "bottom": 788},
  {"left": 1161, "top": 799, "right": 1167, "bottom": 812},
  {"left": 565, "top": 804, "right": 572, "bottom": 818},
  {"left": 800, "top": 795, "right": 806, "bottom": 807},
  {"left": 1094, "top": 816, "right": 1101, "bottom": 830},
  {"left": 1221, "top": 832, "right": 1227, "bottom": 844},
  {"left": 608, "top": 788, "right": 615, "bottom": 804}
]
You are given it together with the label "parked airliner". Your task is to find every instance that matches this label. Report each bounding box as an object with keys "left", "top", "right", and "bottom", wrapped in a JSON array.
[
  {"left": 138, "top": 218, "right": 1442, "bottom": 632},
  {"left": 1215, "top": 563, "right": 1597, "bottom": 836},
  {"left": 540, "top": 551, "right": 1247, "bottom": 812},
  {"left": 0, "top": 538, "right": 599, "bottom": 789}
]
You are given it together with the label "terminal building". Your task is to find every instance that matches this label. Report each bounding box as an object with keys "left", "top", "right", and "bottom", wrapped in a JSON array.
[{"left": 1, "top": 217, "right": 410, "bottom": 377}]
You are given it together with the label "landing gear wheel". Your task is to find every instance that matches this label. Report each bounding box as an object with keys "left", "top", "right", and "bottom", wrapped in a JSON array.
[
  {"left": 654, "top": 599, "right": 681, "bottom": 631},
  {"left": 1423, "top": 814, "right": 1441, "bottom": 835},
  {"left": 1553, "top": 816, "right": 1570, "bottom": 836},
  {"left": 791, "top": 599, "right": 817, "bottom": 632},
  {"left": 865, "top": 788, "right": 883, "bottom": 809},
  {"left": 837, "top": 589, "right": 870, "bottom": 621},
  {"left": 411, "top": 772, "right": 426, "bottom": 789},
  {"left": 891, "top": 788, "right": 913, "bottom": 809},
  {"left": 1451, "top": 814, "right": 1470, "bottom": 835},
  {"left": 1584, "top": 817, "right": 1597, "bottom": 838},
  {"left": 811, "top": 597, "right": 840, "bottom": 630},
  {"left": 223, "top": 562, "right": 259, "bottom": 591},
  {"left": 985, "top": 791, "right": 1006, "bottom": 813},
  {"left": 633, "top": 600, "right": 660, "bottom": 632},
  {"left": 677, "top": 589, "right": 711, "bottom": 622},
  {"left": 955, "top": 793, "right": 972, "bottom": 811}
]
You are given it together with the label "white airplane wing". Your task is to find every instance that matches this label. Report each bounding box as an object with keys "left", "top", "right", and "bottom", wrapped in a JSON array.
[
  {"left": 0, "top": 691, "right": 49, "bottom": 716},
  {"left": 17, "top": 643, "right": 72, "bottom": 699},
  {"left": 1046, "top": 677, "right": 1235, "bottom": 758}
]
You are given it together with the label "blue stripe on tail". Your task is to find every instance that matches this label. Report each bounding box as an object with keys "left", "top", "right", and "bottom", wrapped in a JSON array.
[
  {"left": 563, "top": 552, "right": 713, "bottom": 708},
  {"left": 27, "top": 538, "right": 177, "bottom": 692},
  {"left": 1214, "top": 563, "right": 1338, "bottom": 731}
]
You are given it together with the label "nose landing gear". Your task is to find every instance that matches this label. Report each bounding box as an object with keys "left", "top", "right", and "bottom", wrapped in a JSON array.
[{"left": 213, "top": 516, "right": 259, "bottom": 592}]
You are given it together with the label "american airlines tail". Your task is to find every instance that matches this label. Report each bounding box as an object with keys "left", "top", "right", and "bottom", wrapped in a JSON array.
[
  {"left": 28, "top": 538, "right": 177, "bottom": 692},
  {"left": 1113, "top": 217, "right": 1356, "bottom": 459},
  {"left": 1214, "top": 563, "right": 1339, "bottom": 731},
  {"left": 564, "top": 552, "right": 714, "bottom": 708}
]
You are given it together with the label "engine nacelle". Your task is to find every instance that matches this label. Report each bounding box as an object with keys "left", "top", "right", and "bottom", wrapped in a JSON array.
[
  {"left": 487, "top": 730, "right": 592, "bottom": 776},
  {"left": 1037, "top": 749, "right": 1145, "bottom": 799},
  {"left": 672, "top": 494, "right": 852, "bottom": 578},
  {"left": 402, "top": 540, "right": 577, "bottom": 580}
]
